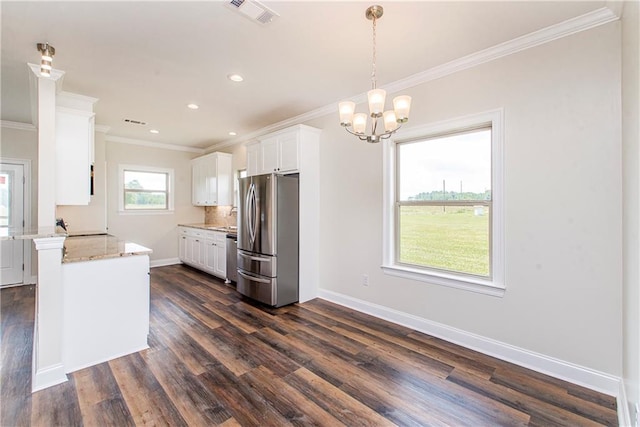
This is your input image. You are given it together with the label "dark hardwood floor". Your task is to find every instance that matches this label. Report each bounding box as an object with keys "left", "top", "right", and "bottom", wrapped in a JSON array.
[{"left": 1, "top": 264, "right": 618, "bottom": 426}]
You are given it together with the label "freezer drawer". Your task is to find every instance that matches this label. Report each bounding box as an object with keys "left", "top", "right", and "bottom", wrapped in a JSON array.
[
  {"left": 237, "top": 270, "right": 277, "bottom": 306},
  {"left": 237, "top": 250, "right": 276, "bottom": 277}
]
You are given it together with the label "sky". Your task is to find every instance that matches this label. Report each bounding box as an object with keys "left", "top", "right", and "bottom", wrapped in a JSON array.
[{"left": 398, "top": 129, "right": 491, "bottom": 200}]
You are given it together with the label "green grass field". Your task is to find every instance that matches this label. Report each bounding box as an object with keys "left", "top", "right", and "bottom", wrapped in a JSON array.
[{"left": 399, "top": 205, "right": 490, "bottom": 277}]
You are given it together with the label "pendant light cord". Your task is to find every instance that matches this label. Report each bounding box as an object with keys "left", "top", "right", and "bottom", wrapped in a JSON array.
[{"left": 371, "top": 14, "right": 377, "bottom": 90}]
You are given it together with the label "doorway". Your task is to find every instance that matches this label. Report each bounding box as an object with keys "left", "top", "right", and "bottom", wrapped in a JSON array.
[{"left": 1, "top": 161, "right": 26, "bottom": 287}]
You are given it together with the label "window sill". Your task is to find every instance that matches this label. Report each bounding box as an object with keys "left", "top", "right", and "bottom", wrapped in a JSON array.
[
  {"left": 118, "top": 210, "right": 174, "bottom": 216},
  {"left": 381, "top": 264, "right": 505, "bottom": 297}
]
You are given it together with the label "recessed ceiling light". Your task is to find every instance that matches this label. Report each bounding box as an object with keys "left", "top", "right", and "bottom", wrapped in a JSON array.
[
  {"left": 187, "top": 103, "right": 199, "bottom": 110},
  {"left": 227, "top": 74, "right": 244, "bottom": 82},
  {"left": 150, "top": 129, "right": 159, "bottom": 134},
  {"left": 229, "top": 131, "right": 237, "bottom": 136}
]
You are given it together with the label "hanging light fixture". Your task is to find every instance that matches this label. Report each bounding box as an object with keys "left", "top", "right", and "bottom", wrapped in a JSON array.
[
  {"left": 36, "top": 43, "right": 55, "bottom": 77},
  {"left": 338, "top": 5, "right": 412, "bottom": 144}
]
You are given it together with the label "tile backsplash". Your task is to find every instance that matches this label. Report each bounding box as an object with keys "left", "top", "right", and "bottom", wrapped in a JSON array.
[{"left": 204, "top": 206, "right": 237, "bottom": 227}]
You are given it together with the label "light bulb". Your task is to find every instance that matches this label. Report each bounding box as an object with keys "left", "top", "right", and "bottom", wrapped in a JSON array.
[
  {"left": 353, "top": 113, "right": 367, "bottom": 134},
  {"left": 367, "top": 89, "right": 386, "bottom": 117},
  {"left": 338, "top": 101, "right": 356, "bottom": 126},
  {"left": 393, "top": 95, "right": 412, "bottom": 122}
]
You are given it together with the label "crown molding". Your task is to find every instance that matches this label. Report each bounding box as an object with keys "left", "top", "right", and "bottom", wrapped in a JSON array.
[
  {"left": 1, "top": 120, "right": 37, "bottom": 131},
  {"left": 205, "top": 6, "right": 620, "bottom": 152},
  {"left": 106, "top": 135, "right": 205, "bottom": 154},
  {"left": 95, "top": 124, "right": 111, "bottom": 134}
]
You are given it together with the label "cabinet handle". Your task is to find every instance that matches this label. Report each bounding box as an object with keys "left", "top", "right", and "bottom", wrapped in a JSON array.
[{"left": 195, "top": 239, "right": 200, "bottom": 242}]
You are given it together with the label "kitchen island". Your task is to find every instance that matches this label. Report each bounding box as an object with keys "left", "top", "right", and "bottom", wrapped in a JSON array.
[
  {"left": 0, "top": 230, "right": 152, "bottom": 391},
  {"left": 62, "top": 234, "right": 152, "bottom": 374}
]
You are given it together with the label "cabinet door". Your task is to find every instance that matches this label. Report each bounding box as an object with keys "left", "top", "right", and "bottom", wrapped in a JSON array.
[
  {"left": 204, "top": 158, "right": 217, "bottom": 205},
  {"left": 216, "top": 155, "right": 232, "bottom": 206},
  {"left": 246, "top": 143, "right": 260, "bottom": 177},
  {"left": 56, "top": 108, "right": 94, "bottom": 205},
  {"left": 179, "top": 234, "right": 187, "bottom": 262},
  {"left": 260, "top": 137, "right": 279, "bottom": 173},
  {"left": 192, "top": 237, "right": 205, "bottom": 267},
  {"left": 278, "top": 133, "right": 299, "bottom": 173},
  {"left": 192, "top": 160, "right": 207, "bottom": 205},
  {"left": 205, "top": 239, "right": 217, "bottom": 273},
  {"left": 185, "top": 235, "right": 194, "bottom": 262},
  {"left": 213, "top": 234, "right": 227, "bottom": 278}
]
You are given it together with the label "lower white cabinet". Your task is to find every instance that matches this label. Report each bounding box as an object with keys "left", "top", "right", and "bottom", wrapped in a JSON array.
[{"left": 179, "top": 226, "right": 227, "bottom": 279}]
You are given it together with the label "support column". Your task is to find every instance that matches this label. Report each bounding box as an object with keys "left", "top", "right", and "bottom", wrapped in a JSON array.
[
  {"left": 32, "top": 236, "right": 67, "bottom": 392},
  {"left": 27, "top": 63, "right": 65, "bottom": 228}
]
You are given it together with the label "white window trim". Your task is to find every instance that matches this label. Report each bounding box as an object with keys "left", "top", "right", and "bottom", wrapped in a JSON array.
[
  {"left": 118, "top": 164, "right": 175, "bottom": 215},
  {"left": 382, "top": 109, "right": 505, "bottom": 297}
]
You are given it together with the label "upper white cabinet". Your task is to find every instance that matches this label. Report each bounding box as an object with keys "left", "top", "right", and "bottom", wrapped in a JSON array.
[
  {"left": 246, "top": 142, "right": 260, "bottom": 177},
  {"left": 55, "top": 92, "right": 98, "bottom": 206},
  {"left": 192, "top": 152, "right": 233, "bottom": 206},
  {"left": 248, "top": 124, "right": 321, "bottom": 177}
]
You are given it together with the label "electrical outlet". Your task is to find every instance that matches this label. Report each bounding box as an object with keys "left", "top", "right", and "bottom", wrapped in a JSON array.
[{"left": 362, "top": 274, "right": 369, "bottom": 286}]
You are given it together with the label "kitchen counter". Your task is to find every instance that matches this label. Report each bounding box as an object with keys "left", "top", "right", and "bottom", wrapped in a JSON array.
[
  {"left": 63, "top": 234, "right": 152, "bottom": 263},
  {"left": 179, "top": 223, "right": 237, "bottom": 235},
  {"left": 0, "top": 226, "right": 66, "bottom": 240}
]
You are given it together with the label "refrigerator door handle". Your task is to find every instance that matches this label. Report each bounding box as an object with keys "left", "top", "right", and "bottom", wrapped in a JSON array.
[
  {"left": 238, "top": 252, "right": 270, "bottom": 262},
  {"left": 245, "top": 182, "right": 257, "bottom": 246},
  {"left": 238, "top": 270, "right": 271, "bottom": 284}
]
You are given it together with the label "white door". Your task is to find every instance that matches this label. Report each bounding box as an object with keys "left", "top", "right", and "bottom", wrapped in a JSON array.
[{"left": 1, "top": 163, "right": 25, "bottom": 286}]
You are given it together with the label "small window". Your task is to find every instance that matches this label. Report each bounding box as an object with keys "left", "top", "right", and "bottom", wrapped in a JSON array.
[
  {"left": 383, "top": 110, "right": 504, "bottom": 296},
  {"left": 119, "top": 165, "right": 174, "bottom": 213}
]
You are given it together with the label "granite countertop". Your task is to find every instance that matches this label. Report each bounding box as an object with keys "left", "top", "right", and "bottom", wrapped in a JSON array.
[
  {"left": 0, "top": 226, "right": 67, "bottom": 241},
  {"left": 179, "top": 223, "right": 238, "bottom": 235},
  {"left": 63, "top": 234, "right": 152, "bottom": 263}
]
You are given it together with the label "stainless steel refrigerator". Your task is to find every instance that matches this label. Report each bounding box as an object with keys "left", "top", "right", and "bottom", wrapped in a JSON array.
[{"left": 237, "top": 173, "right": 299, "bottom": 307}]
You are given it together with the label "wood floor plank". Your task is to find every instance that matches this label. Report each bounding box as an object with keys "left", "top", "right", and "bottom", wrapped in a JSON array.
[
  {"left": 30, "top": 378, "right": 84, "bottom": 427},
  {"left": 108, "top": 351, "right": 189, "bottom": 427},
  {"left": 448, "top": 367, "right": 606, "bottom": 426},
  {"left": 197, "top": 364, "right": 293, "bottom": 427},
  {"left": 241, "top": 365, "right": 347, "bottom": 426},
  {"left": 288, "top": 367, "right": 398, "bottom": 427},
  {"left": 1, "top": 266, "right": 618, "bottom": 427},
  {"left": 142, "top": 347, "right": 232, "bottom": 426}
]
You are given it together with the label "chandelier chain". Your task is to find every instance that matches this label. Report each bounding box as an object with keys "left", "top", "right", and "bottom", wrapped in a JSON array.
[{"left": 371, "top": 13, "right": 377, "bottom": 90}]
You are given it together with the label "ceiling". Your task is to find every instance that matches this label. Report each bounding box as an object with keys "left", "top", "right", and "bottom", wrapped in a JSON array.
[{"left": 1, "top": 1, "right": 607, "bottom": 150}]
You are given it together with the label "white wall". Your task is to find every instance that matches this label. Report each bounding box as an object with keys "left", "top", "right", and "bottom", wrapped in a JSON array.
[
  {"left": 622, "top": 0, "right": 640, "bottom": 421},
  {"left": 105, "top": 142, "right": 203, "bottom": 263},
  {"left": 306, "top": 22, "right": 622, "bottom": 377}
]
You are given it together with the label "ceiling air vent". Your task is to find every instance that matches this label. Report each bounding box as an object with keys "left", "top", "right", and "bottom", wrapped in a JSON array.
[
  {"left": 123, "top": 118, "right": 147, "bottom": 126},
  {"left": 226, "top": 0, "right": 279, "bottom": 25}
]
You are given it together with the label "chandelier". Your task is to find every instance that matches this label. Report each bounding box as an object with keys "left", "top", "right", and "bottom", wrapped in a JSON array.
[{"left": 338, "top": 5, "right": 412, "bottom": 144}]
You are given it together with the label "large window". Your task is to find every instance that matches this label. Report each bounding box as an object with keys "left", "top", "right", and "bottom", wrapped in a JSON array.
[
  {"left": 383, "top": 110, "right": 504, "bottom": 295},
  {"left": 118, "top": 165, "right": 174, "bottom": 213}
]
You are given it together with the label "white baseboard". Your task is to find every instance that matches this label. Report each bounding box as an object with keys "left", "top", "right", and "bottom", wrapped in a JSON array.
[
  {"left": 318, "top": 289, "right": 621, "bottom": 398},
  {"left": 32, "top": 363, "right": 68, "bottom": 393},
  {"left": 150, "top": 258, "right": 181, "bottom": 268},
  {"left": 618, "top": 379, "right": 632, "bottom": 427}
]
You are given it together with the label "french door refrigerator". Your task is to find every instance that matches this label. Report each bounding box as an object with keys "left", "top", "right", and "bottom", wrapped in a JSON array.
[{"left": 237, "top": 173, "right": 299, "bottom": 307}]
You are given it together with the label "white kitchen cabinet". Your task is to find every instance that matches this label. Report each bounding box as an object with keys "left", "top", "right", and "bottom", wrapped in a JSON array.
[
  {"left": 191, "top": 152, "right": 233, "bottom": 206},
  {"left": 247, "top": 125, "right": 319, "bottom": 177},
  {"left": 179, "top": 226, "right": 227, "bottom": 280},
  {"left": 246, "top": 142, "right": 260, "bottom": 177},
  {"left": 55, "top": 107, "right": 96, "bottom": 205},
  {"left": 259, "top": 131, "right": 299, "bottom": 174},
  {"left": 205, "top": 232, "right": 227, "bottom": 278}
]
